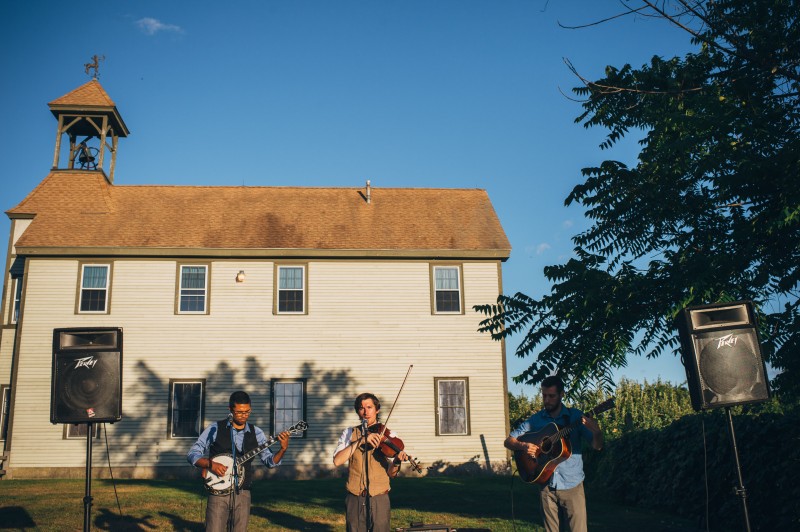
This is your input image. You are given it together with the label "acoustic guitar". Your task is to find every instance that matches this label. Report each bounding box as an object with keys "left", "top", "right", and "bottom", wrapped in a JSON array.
[
  {"left": 202, "top": 420, "right": 308, "bottom": 495},
  {"left": 513, "top": 398, "right": 614, "bottom": 484}
]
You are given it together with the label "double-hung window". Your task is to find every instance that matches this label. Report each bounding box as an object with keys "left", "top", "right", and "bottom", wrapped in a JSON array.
[
  {"left": 79, "top": 264, "right": 110, "bottom": 313},
  {"left": 1, "top": 386, "right": 9, "bottom": 441},
  {"left": 65, "top": 423, "right": 99, "bottom": 440},
  {"left": 178, "top": 264, "right": 208, "bottom": 314},
  {"left": 435, "top": 377, "right": 470, "bottom": 436},
  {"left": 169, "top": 380, "right": 205, "bottom": 439},
  {"left": 12, "top": 278, "right": 22, "bottom": 323},
  {"left": 432, "top": 265, "right": 462, "bottom": 314},
  {"left": 271, "top": 379, "right": 306, "bottom": 436},
  {"left": 276, "top": 265, "right": 306, "bottom": 314}
]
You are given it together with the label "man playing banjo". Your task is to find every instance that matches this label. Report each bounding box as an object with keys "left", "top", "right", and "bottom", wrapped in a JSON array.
[{"left": 188, "top": 390, "right": 291, "bottom": 531}]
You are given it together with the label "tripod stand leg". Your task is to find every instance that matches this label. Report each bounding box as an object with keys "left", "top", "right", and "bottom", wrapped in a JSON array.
[
  {"left": 84, "top": 422, "right": 94, "bottom": 532},
  {"left": 725, "top": 407, "right": 752, "bottom": 532}
]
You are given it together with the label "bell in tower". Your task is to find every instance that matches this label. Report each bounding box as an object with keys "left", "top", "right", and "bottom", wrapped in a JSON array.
[{"left": 49, "top": 56, "right": 129, "bottom": 182}]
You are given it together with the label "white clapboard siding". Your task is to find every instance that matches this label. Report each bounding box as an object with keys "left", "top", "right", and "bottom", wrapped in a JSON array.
[{"left": 7, "top": 257, "right": 509, "bottom": 473}]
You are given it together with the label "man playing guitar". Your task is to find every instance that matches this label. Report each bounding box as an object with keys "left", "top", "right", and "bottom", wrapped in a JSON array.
[
  {"left": 504, "top": 376, "right": 604, "bottom": 532},
  {"left": 187, "top": 391, "right": 291, "bottom": 531}
]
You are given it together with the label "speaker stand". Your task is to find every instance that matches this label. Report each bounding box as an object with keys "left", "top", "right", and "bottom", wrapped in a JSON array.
[
  {"left": 725, "top": 408, "right": 751, "bottom": 532},
  {"left": 83, "top": 422, "right": 94, "bottom": 532}
]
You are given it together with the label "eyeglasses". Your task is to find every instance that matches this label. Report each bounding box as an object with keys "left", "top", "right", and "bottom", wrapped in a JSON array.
[{"left": 231, "top": 410, "right": 251, "bottom": 416}]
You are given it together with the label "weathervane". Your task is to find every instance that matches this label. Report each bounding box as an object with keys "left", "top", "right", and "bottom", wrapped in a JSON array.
[{"left": 84, "top": 55, "right": 105, "bottom": 79}]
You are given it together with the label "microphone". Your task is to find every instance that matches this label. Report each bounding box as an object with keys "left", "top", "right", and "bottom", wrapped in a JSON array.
[
  {"left": 361, "top": 417, "right": 368, "bottom": 433},
  {"left": 227, "top": 412, "right": 233, "bottom": 421}
]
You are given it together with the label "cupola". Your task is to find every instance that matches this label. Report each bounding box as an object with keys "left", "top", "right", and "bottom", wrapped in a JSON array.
[{"left": 48, "top": 56, "right": 129, "bottom": 182}]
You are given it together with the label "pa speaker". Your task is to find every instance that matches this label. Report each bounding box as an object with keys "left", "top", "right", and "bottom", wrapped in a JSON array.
[
  {"left": 51, "top": 328, "right": 123, "bottom": 424},
  {"left": 675, "top": 301, "right": 770, "bottom": 411}
]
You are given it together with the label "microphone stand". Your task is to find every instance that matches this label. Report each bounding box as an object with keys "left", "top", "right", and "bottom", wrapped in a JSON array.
[
  {"left": 228, "top": 417, "right": 238, "bottom": 532},
  {"left": 361, "top": 418, "right": 372, "bottom": 532}
]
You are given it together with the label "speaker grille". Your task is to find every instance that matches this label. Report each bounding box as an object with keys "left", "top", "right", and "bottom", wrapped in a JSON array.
[
  {"left": 52, "top": 352, "right": 122, "bottom": 423},
  {"left": 691, "top": 329, "right": 769, "bottom": 408}
]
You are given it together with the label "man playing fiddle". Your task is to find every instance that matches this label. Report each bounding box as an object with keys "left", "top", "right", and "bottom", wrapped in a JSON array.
[{"left": 333, "top": 392, "right": 409, "bottom": 532}]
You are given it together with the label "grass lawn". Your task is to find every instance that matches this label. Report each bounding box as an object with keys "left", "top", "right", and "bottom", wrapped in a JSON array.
[{"left": 0, "top": 476, "right": 703, "bottom": 531}]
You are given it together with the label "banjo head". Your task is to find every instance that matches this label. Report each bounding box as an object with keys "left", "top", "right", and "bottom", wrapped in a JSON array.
[{"left": 203, "top": 454, "right": 245, "bottom": 495}]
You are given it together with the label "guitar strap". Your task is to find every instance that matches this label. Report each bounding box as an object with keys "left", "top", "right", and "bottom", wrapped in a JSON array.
[{"left": 552, "top": 407, "right": 571, "bottom": 428}]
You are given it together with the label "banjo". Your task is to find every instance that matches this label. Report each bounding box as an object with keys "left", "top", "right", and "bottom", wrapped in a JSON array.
[{"left": 202, "top": 420, "right": 308, "bottom": 495}]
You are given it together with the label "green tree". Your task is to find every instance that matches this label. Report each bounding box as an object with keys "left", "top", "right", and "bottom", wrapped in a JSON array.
[
  {"left": 477, "top": 1, "right": 800, "bottom": 399},
  {"left": 508, "top": 391, "right": 542, "bottom": 429}
]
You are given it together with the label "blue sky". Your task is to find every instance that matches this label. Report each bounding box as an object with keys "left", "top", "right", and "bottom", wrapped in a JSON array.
[{"left": 0, "top": 1, "right": 695, "bottom": 396}]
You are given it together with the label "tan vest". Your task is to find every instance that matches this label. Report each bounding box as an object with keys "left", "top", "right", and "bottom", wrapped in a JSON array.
[{"left": 345, "top": 426, "right": 392, "bottom": 496}]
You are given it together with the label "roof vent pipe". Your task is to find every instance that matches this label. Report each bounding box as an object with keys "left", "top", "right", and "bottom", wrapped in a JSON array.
[{"left": 366, "top": 180, "right": 371, "bottom": 204}]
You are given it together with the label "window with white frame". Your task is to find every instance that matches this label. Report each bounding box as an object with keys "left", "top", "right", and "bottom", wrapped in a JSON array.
[
  {"left": 169, "top": 380, "right": 205, "bottom": 439},
  {"left": 79, "top": 264, "right": 110, "bottom": 313},
  {"left": 65, "top": 423, "right": 99, "bottom": 440},
  {"left": 12, "top": 278, "right": 22, "bottom": 323},
  {"left": 1, "top": 386, "right": 9, "bottom": 441},
  {"left": 277, "top": 265, "right": 305, "bottom": 314},
  {"left": 435, "top": 377, "right": 470, "bottom": 436},
  {"left": 433, "top": 265, "right": 462, "bottom": 313},
  {"left": 271, "top": 379, "right": 305, "bottom": 436},
  {"left": 178, "top": 265, "right": 208, "bottom": 313}
]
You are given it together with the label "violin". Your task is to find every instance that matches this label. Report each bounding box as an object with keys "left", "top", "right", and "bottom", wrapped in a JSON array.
[{"left": 365, "top": 423, "right": 423, "bottom": 473}]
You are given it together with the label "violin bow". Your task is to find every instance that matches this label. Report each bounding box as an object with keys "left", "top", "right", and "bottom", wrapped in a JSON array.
[{"left": 376, "top": 364, "right": 413, "bottom": 441}]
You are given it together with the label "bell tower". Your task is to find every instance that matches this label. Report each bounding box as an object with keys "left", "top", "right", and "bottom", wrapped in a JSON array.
[{"left": 48, "top": 57, "right": 129, "bottom": 182}]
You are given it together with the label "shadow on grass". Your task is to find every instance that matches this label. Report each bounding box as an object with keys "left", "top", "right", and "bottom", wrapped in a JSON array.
[
  {"left": 251, "top": 506, "right": 336, "bottom": 531},
  {"left": 0, "top": 506, "right": 37, "bottom": 529},
  {"left": 3, "top": 476, "right": 705, "bottom": 531},
  {"left": 93, "top": 508, "right": 161, "bottom": 531},
  {"left": 252, "top": 476, "right": 542, "bottom": 524}
]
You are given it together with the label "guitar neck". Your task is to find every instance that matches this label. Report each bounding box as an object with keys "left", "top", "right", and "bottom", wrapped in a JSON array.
[
  {"left": 228, "top": 421, "right": 307, "bottom": 467},
  {"left": 234, "top": 435, "right": 277, "bottom": 466},
  {"left": 552, "top": 402, "right": 612, "bottom": 441}
]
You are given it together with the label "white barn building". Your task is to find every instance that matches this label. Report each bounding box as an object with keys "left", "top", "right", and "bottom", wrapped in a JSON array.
[{"left": 0, "top": 79, "right": 512, "bottom": 480}]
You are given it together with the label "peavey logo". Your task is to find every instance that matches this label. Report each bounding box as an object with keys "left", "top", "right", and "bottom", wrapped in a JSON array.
[
  {"left": 74, "top": 356, "right": 98, "bottom": 369},
  {"left": 716, "top": 334, "right": 739, "bottom": 349}
]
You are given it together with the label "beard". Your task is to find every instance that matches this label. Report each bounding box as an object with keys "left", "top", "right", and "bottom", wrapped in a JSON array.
[{"left": 544, "top": 401, "right": 561, "bottom": 413}]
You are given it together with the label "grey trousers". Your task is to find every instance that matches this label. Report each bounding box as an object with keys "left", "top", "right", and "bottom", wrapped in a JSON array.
[
  {"left": 206, "top": 490, "right": 252, "bottom": 532},
  {"left": 345, "top": 492, "right": 391, "bottom": 532},
  {"left": 540, "top": 482, "right": 587, "bottom": 532}
]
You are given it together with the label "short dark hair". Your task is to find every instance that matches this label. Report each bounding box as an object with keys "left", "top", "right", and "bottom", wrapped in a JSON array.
[
  {"left": 353, "top": 392, "right": 381, "bottom": 413},
  {"left": 229, "top": 391, "right": 251, "bottom": 408},
  {"left": 541, "top": 376, "right": 564, "bottom": 393}
]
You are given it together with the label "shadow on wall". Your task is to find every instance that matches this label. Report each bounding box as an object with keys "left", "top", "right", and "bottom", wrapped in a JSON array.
[{"left": 82, "top": 356, "right": 353, "bottom": 486}]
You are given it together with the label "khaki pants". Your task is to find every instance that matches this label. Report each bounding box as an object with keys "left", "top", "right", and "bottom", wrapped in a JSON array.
[{"left": 540, "top": 482, "right": 587, "bottom": 532}]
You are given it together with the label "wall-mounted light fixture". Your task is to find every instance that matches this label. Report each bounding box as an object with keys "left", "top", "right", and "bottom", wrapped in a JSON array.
[{"left": 236, "top": 270, "right": 246, "bottom": 283}]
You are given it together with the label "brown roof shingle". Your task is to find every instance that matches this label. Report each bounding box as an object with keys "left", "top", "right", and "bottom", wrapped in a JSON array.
[
  {"left": 49, "top": 80, "right": 115, "bottom": 107},
  {"left": 8, "top": 171, "right": 510, "bottom": 259}
]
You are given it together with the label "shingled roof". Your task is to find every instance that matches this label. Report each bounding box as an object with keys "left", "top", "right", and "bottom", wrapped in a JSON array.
[
  {"left": 8, "top": 171, "right": 510, "bottom": 259},
  {"left": 49, "top": 79, "right": 116, "bottom": 107},
  {"left": 48, "top": 80, "right": 129, "bottom": 137}
]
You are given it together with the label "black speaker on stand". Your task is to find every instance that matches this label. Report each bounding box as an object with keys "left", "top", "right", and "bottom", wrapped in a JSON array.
[
  {"left": 51, "top": 327, "right": 123, "bottom": 532},
  {"left": 675, "top": 300, "right": 770, "bottom": 411},
  {"left": 675, "top": 301, "right": 770, "bottom": 532}
]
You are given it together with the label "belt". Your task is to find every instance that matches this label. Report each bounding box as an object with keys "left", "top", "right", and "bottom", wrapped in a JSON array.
[{"left": 358, "top": 489, "right": 389, "bottom": 497}]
